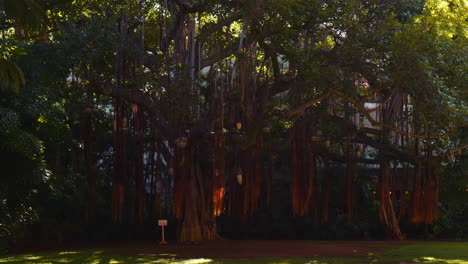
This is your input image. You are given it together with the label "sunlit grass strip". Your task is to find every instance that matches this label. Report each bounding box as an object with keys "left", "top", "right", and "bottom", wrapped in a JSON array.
[
  {"left": 376, "top": 242, "right": 468, "bottom": 261},
  {"left": 420, "top": 256, "right": 468, "bottom": 264}
]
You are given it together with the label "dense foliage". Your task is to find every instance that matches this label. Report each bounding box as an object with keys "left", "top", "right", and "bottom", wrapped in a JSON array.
[{"left": 0, "top": 0, "right": 466, "bottom": 251}]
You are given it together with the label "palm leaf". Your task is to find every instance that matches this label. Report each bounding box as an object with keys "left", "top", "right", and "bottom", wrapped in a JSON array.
[{"left": 0, "top": 58, "right": 25, "bottom": 93}]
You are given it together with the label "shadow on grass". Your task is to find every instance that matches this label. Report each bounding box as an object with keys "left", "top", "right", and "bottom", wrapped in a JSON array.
[{"left": 0, "top": 242, "right": 467, "bottom": 264}]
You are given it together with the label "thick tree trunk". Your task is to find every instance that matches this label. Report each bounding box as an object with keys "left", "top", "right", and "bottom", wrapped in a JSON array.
[{"left": 176, "top": 144, "right": 218, "bottom": 241}]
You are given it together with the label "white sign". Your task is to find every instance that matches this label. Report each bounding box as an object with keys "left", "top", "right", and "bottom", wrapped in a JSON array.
[{"left": 158, "top": 219, "right": 167, "bottom": 226}]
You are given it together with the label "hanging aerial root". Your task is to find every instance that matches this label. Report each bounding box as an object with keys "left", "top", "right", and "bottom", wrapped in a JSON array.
[
  {"left": 290, "top": 123, "right": 316, "bottom": 217},
  {"left": 213, "top": 132, "right": 225, "bottom": 216},
  {"left": 174, "top": 149, "right": 186, "bottom": 220},
  {"left": 379, "top": 159, "right": 404, "bottom": 240}
]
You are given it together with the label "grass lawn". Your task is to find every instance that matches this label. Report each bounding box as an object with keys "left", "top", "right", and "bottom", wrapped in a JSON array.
[{"left": 0, "top": 242, "right": 467, "bottom": 264}]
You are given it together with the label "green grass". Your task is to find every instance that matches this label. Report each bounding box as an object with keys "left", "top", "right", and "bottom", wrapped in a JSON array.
[
  {"left": 374, "top": 242, "right": 468, "bottom": 264},
  {"left": 0, "top": 242, "right": 467, "bottom": 264}
]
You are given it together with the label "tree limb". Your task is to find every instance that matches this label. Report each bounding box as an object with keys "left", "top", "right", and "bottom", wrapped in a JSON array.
[
  {"left": 329, "top": 88, "right": 458, "bottom": 139},
  {"left": 85, "top": 83, "right": 172, "bottom": 138}
]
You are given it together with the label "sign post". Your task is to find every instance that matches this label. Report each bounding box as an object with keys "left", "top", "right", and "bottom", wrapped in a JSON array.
[{"left": 158, "top": 219, "right": 168, "bottom": 245}]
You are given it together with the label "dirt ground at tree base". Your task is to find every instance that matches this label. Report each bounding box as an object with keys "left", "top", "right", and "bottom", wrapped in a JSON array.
[{"left": 101, "top": 240, "right": 413, "bottom": 259}]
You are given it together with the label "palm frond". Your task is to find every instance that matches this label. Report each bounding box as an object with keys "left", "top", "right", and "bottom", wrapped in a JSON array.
[{"left": 0, "top": 58, "right": 25, "bottom": 93}]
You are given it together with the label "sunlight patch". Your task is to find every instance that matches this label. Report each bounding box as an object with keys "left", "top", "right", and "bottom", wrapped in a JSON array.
[
  {"left": 59, "top": 251, "right": 79, "bottom": 255},
  {"left": 178, "top": 259, "right": 212, "bottom": 264},
  {"left": 25, "top": 256, "right": 42, "bottom": 260},
  {"left": 0, "top": 255, "right": 44, "bottom": 262},
  {"left": 138, "top": 253, "right": 177, "bottom": 257},
  {"left": 135, "top": 257, "right": 170, "bottom": 263},
  {"left": 55, "top": 257, "right": 74, "bottom": 263},
  {"left": 139, "top": 260, "right": 171, "bottom": 264},
  {"left": 420, "top": 257, "right": 468, "bottom": 264}
]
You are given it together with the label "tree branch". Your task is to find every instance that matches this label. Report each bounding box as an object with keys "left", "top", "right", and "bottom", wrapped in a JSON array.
[
  {"left": 328, "top": 88, "right": 458, "bottom": 139},
  {"left": 449, "top": 144, "right": 468, "bottom": 155},
  {"left": 287, "top": 92, "right": 331, "bottom": 118},
  {"left": 85, "top": 83, "right": 172, "bottom": 138},
  {"left": 282, "top": 87, "right": 460, "bottom": 139}
]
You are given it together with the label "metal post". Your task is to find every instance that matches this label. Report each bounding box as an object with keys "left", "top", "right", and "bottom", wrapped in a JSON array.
[{"left": 160, "top": 225, "right": 167, "bottom": 245}]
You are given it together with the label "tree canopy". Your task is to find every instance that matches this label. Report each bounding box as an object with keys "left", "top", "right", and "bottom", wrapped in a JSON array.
[{"left": 0, "top": 0, "right": 467, "bottom": 248}]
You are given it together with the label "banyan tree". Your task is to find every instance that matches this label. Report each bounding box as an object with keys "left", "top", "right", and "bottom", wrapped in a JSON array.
[{"left": 72, "top": 0, "right": 466, "bottom": 241}]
